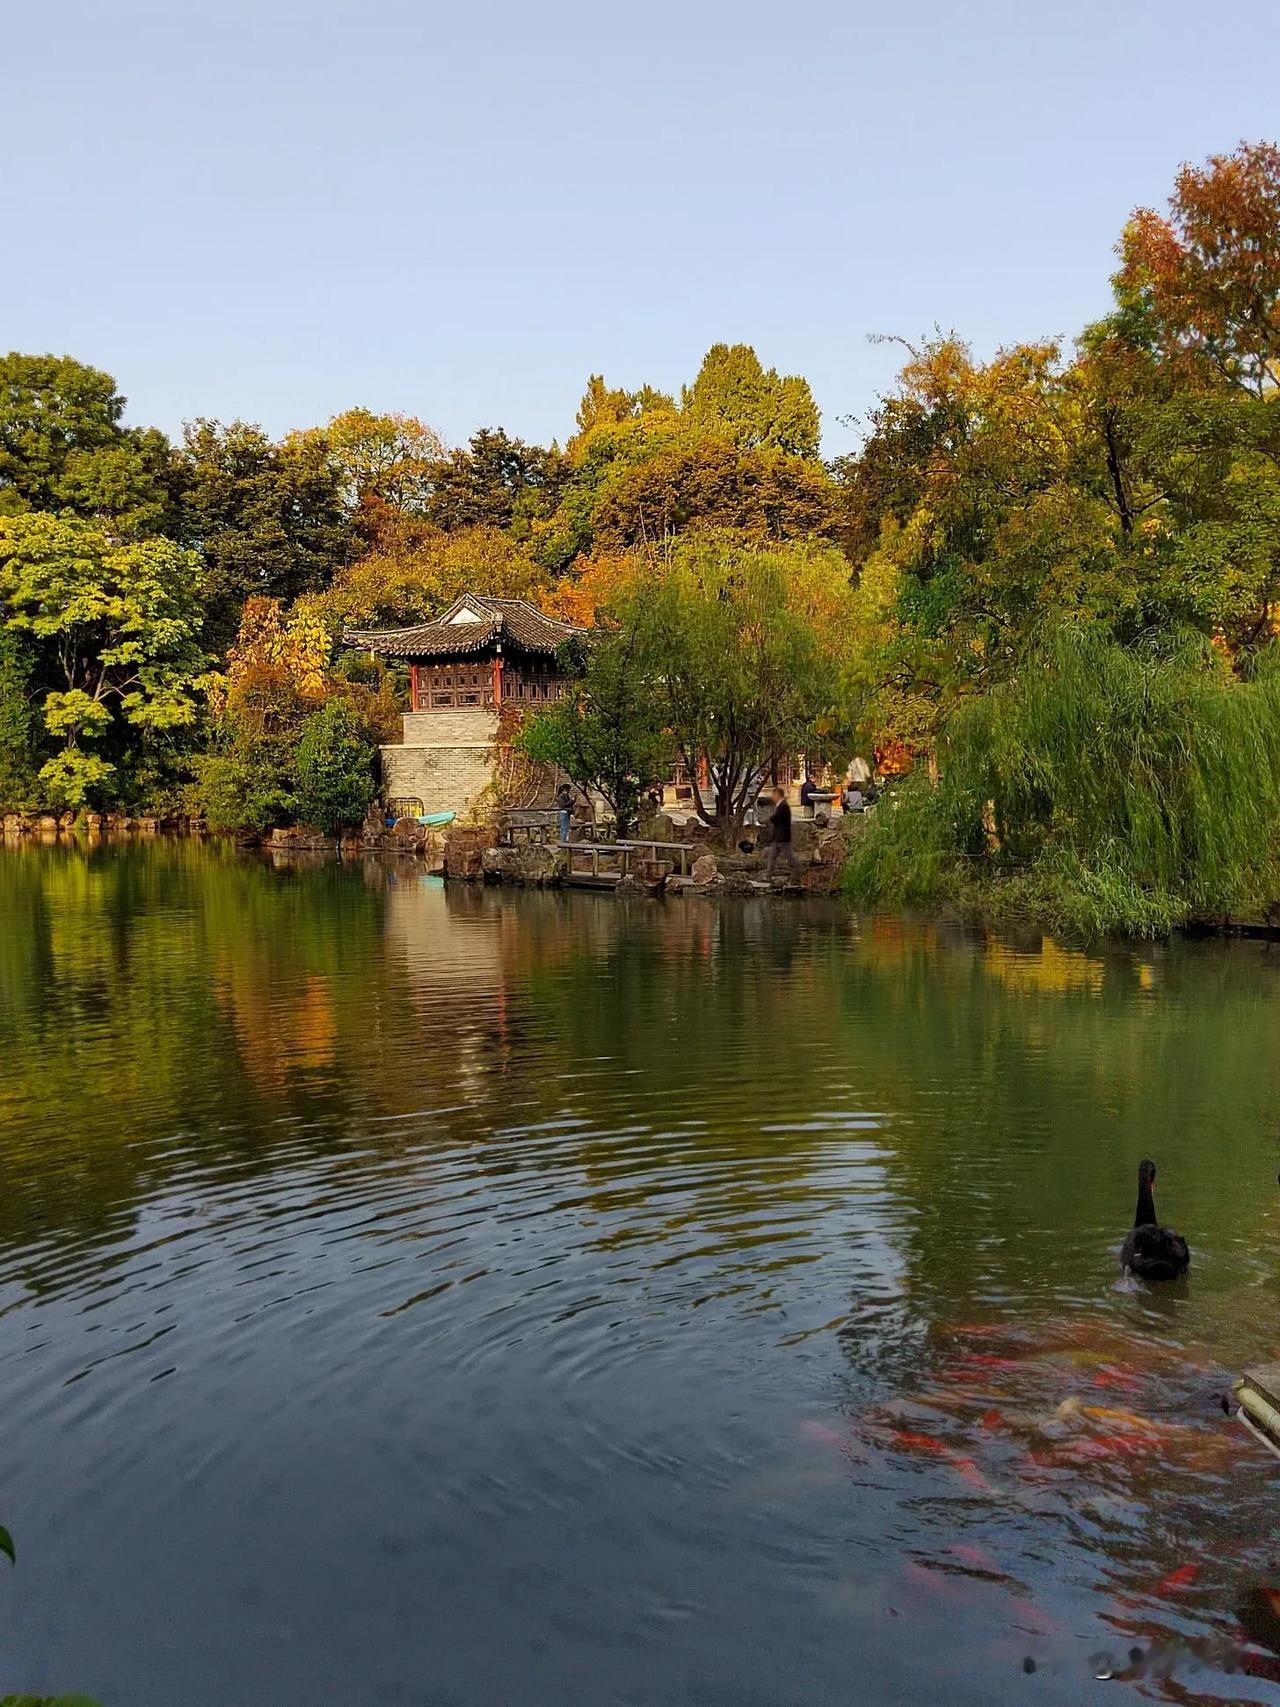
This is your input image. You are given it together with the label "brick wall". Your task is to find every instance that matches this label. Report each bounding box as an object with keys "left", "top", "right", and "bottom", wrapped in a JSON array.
[
  {"left": 381, "top": 707, "right": 500, "bottom": 816},
  {"left": 401, "top": 708, "right": 497, "bottom": 746},
  {"left": 381, "top": 743, "right": 495, "bottom": 816}
]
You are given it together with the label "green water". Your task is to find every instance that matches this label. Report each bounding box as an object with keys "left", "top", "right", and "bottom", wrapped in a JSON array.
[{"left": 1, "top": 840, "right": 1280, "bottom": 1704}]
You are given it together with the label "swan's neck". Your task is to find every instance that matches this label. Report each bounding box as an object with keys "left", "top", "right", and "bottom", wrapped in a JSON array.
[{"left": 1134, "top": 1183, "right": 1157, "bottom": 1228}]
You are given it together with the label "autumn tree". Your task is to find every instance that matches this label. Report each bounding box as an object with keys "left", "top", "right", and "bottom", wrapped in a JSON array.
[
  {"left": 308, "top": 524, "right": 552, "bottom": 634},
  {"left": 590, "top": 438, "right": 839, "bottom": 550},
  {"left": 290, "top": 408, "right": 447, "bottom": 545},
  {"left": 196, "top": 597, "right": 394, "bottom": 833},
  {"left": 1116, "top": 141, "right": 1280, "bottom": 397}
]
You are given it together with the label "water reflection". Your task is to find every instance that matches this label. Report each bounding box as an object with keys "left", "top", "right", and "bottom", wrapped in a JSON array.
[{"left": 1, "top": 843, "right": 1280, "bottom": 1704}]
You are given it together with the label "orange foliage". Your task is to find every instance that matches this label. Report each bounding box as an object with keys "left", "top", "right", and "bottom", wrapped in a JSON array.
[{"left": 1117, "top": 141, "right": 1280, "bottom": 394}]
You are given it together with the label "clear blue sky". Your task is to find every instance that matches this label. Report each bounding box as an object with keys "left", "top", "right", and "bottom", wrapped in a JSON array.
[{"left": 6, "top": 0, "right": 1277, "bottom": 456}]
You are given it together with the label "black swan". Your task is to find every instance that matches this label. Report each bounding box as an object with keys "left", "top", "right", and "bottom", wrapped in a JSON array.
[{"left": 1120, "top": 1159, "right": 1190, "bottom": 1280}]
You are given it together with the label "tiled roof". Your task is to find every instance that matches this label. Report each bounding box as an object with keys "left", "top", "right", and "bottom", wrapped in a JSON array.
[{"left": 345, "top": 595, "right": 589, "bottom": 661}]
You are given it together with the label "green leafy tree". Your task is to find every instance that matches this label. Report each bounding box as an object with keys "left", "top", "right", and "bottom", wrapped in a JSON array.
[
  {"left": 0, "top": 514, "right": 208, "bottom": 808},
  {"left": 516, "top": 629, "right": 671, "bottom": 838},
  {"left": 293, "top": 699, "right": 377, "bottom": 834},
  {"left": 0, "top": 629, "right": 37, "bottom": 808},
  {"left": 681, "top": 343, "right": 821, "bottom": 458},
  {"left": 0, "top": 352, "right": 173, "bottom": 534},
  {"left": 844, "top": 625, "right": 1280, "bottom": 936},
  {"left": 425, "top": 428, "right": 569, "bottom": 536},
  {"left": 174, "top": 420, "right": 357, "bottom": 651},
  {"left": 631, "top": 537, "right": 855, "bottom": 838}
]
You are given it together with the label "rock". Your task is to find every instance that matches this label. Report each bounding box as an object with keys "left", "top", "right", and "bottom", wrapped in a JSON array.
[
  {"left": 271, "top": 825, "right": 338, "bottom": 851},
  {"left": 636, "top": 859, "right": 673, "bottom": 894},
  {"left": 481, "top": 847, "right": 520, "bottom": 881},
  {"left": 481, "top": 844, "right": 565, "bottom": 885},
  {"left": 444, "top": 826, "right": 493, "bottom": 881},
  {"left": 137, "top": 817, "right": 161, "bottom": 835},
  {"left": 37, "top": 815, "right": 60, "bottom": 834},
  {"left": 648, "top": 812, "right": 675, "bottom": 843},
  {"left": 691, "top": 853, "right": 720, "bottom": 888},
  {"left": 85, "top": 813, "right": 104, "bottom": 832},
  {"left": 790, "top": 818, "right": 821, "bottom": 859},
  {"left": 388, "top": 816, "right": 428, "bottom": 850},
  {"left": 2, "top": 814, "right": 31, "bottom": 836}
]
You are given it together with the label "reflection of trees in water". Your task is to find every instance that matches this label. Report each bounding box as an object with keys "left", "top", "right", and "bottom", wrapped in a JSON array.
[{"left": 4, "top": 846, "right": 1280, "bottom": 1334}]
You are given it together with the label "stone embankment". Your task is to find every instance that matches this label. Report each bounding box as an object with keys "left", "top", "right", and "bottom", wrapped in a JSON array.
[
  {"left": 439, "top": 810, "right": 858, "bottom": 897},
  {"left": 4, "top": 812, "right": 209, "bottom": 838}
]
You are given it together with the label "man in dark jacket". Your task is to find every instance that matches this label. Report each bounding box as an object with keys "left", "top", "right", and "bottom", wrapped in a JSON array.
[{"left": 765, "top": 787, "right": 801, "bottom": 881}]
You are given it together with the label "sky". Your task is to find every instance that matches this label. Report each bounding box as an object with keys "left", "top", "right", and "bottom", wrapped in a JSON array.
[{"left": 5, "top": 0, "right": 1278, "bottom": 458}]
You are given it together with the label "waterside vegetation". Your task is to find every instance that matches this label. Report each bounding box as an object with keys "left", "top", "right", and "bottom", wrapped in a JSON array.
[{"left": 3, "top": 141, "right": 1280, "bottom": 933}]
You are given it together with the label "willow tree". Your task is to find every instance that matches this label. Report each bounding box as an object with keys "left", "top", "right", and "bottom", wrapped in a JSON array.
[
  {"left": 844, "top": 624, "right": 1280, "bottom": 935},
  {"left": 631, "top": 536, "right": 855, "bottom": 839}
]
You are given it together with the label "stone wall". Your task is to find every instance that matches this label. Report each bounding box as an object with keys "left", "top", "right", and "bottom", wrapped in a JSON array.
[
  {"left": 401, "top": 708, "right": 498, "bottom": 747},
  {"left": 380, "top": 706, "right": 499, "bottom": 817}
]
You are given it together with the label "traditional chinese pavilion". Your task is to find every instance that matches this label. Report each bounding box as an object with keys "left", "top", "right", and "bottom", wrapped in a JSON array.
[{"left": 347, "top": 594, "right": 590, "bottom": 815}]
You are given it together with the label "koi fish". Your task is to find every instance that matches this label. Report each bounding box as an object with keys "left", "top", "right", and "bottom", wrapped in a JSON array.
[
  {"left": 1155, "top": 1563, "right": 1200, "bottom": 1594},
  {"left": 979, "top": 1408, "right": 1004, "bottom": 1431},
  {"left": 890, "top": 1429, "right": 951, "bottom": 1455},
  {"left": 1091, "top": 1368, "right": 1142, "bottom": 1393},
  {"left": 887, "top": 1428, "right": 992, "bottom": 1491},
  {"left": 950, "top": 1542, "right": 1003, "bottom": 1575},
  {"left": 1055, "top": 1397, "right": 1161, "bottom": 1431},
  {"left": 798, "top": 1419, "right": 845, "bottom": 1450}
]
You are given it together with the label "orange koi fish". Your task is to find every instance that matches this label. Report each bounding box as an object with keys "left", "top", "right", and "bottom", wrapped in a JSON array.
[{"left": 1155, "top": 1563, "right": 1200, "bottom": 1594}]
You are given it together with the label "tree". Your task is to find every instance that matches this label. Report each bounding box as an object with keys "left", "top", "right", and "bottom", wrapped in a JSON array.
[
  {"left": 1116, "top": 141, "right": 1280, "bottom": 398},
  {"left": 843, "top": 626, "right": 1280, "bottom": 936},
  {"left": 195, "top": 597, "right": 395, "bottom": 834},
  {"left": 0, "top": 514, "right": 208, "bottom": 807},
  {"left": 631, "top": 536, "right": 856, "bottom": 838},
  {"left": 174, "top": 420, "right": 357, "bottom": 651},
  {"left": 294, "top": 699, "right": 378, "bottom": 834},
  {"left": 681, "top": 343, "right": 821, "bottom": 458},
  {"left": 290, "top": 408, "right": 446, "bottom": 538},
  {"left": 573, "top": 375, "right": 674, "bottom": 438},
  {"left": 424, "top": 428, "right": 568, "bottom": 535},
  {"left": 308, "top": 524, "right": 552, "bottom": 633},
  {"left": 0, "top": 352, "right": 173, "bottom": 534},
  {"left": 590, "top": 437, "right": 838, "bottom": 549},
  {"left": 516, "top": 628, "right": 670, "bottom": 838},
  {"left": 0, "top": 629, "right": 37, "bottom": 808}
]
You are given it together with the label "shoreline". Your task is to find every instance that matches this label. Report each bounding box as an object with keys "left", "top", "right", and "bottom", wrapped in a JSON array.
[{"left": 6, "top": 817, "right": 1280, "bottom": 941}]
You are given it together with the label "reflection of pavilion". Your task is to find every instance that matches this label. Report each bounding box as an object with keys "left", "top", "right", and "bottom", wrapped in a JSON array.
[{"left": 380, "top": 881, "right": 629, "bottom": 1097}]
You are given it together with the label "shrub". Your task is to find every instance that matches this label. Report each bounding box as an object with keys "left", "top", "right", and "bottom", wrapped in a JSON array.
[{"left": 293, "top": 700, "right": 377, "bottom": 835}]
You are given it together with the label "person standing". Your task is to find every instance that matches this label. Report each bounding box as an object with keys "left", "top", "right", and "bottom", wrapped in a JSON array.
[
  {"left": 764, "top": 786, "right": 801, "bottom": 881},
  {"left": 554, "top": 780, "right": 574, "bottom": 845}
]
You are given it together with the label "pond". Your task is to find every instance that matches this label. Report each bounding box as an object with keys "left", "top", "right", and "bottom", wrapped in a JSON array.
[{"left": 1, "top": 840, "right": 1279, "bottom": 1705}]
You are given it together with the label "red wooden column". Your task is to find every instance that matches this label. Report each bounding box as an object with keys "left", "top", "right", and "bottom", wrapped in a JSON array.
[
  {"left": 493, "top": 652, "right": 503, "bottom": 707},
  {"left": 410, "top": 664, "right": 420, "bottom": 712}
]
